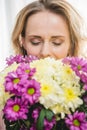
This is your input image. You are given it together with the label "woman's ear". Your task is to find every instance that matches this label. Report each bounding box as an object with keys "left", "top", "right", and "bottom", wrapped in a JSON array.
[
  {"left": 19, "top": 34, "right": 25, "bottom": 48},
  {"left": 19, "top": 34, "right": 27, "bottom": 55}
]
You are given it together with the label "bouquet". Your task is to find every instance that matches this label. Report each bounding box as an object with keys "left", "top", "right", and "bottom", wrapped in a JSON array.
[{"left": 0, "top": 55, "right": 87, "bottom": 130}]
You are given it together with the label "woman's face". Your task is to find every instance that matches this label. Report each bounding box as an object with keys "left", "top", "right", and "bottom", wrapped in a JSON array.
[{"left": 22, "top": 11, "right": 71, "bottom": 59}]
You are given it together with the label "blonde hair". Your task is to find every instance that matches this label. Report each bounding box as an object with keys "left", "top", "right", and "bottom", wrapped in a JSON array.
[{"left": 12, "top": 0, "right": 86, "bottom": 56}]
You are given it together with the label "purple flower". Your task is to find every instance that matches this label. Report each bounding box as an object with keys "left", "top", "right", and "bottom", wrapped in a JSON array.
[
  {"left": 3, "top": 97, "right": 28, "bottom": 121},
  {"left": 81, "top": 73, "right": 87, "bottom": 84},
  {"left": 44, "top": 117, "right": 56, "bottom": 130},
  {"left": 83, "top": 95, "right": 87, "bottom": 104},
  {"left": 62, "top": 57, "right": 72, "bottom": 64},
  {"left": 65, "top": 111, "right": 87, "bottom": 130},
  {"left": 24, "top": 55, "right": 38, "bottom": 63},
  {"left": 6, "top": 55, "right": 38, "bottom": 66},
  {"left": 63, "top": 57, "right": 87, "bottom": 76},
  {"left": 30, "top": 125, "right": 37, "bottom": 130},
  {"left": 22, "top": 79, "right": 41, "bottom": 105},
  {"left": 32, "top": 107, "right": 41, "bottom": 122},
  {"left": 4, "top": 70, "right": 28, "bottom": 95},
  {"left": 83, "top": 84, "right": 87, "bottom": 90},
  {"left": 16, "top": 63, "right": 36, "bottom": 78},
  {"left": 6, "top": 55, "right": 25, "bottom": 65},
  {"left": 32, "top": 107, "right": 56, "bottom": 130}
]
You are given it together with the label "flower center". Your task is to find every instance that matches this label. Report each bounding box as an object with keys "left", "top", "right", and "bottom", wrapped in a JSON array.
[
  {"left": 25, "top": 69, "right": 30, "bottom": 73},
  {"left": 64, "top": 66, "right": 73, "bottom": 75},
  {"left": 77, "top": 65, "right": 81, "bottom": 70},
  {"left": 65, "top": 88, "right": 76, "bottom": 100},
  {"left": 73, "top": 119, "right": 80, "bottom": 126},
  {"left": 13, "top": 104, "right": 20, "bottom": 112},
  {"left": 28, "top": 88, "right": 35, "bottom": 95},
  {"left": 13, "top": 78, "right": 20, "bottom": 84},
  {"left": 41, "top": 84, "right": 52, "bottom": 96}
]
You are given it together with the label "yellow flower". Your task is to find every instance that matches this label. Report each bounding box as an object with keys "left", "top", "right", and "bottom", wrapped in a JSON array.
[
  {"left": 40, "top": 83, "right": 53, "bottom": 96},
  {"left": 60, "top": 85, "right": 83, "bottom": 112},
  {"left": 50, "top": 104, "right": 71, "bottom": 117},
  {"left": 64, "top": 88, "right": 77, "bottom": 101},
  {"left": 31, "top": 57, "right": 82, "bottom": 113},
  {"left": 0, "top": 63, "right": 18, "bottom": 110},
  {"left": 39, "top": 80, "right": 61, "bottom": 108}
]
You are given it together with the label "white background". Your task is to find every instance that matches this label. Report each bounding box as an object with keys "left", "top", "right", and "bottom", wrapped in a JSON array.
[{"left": 0, "top": 0, "right": 87, "bottom": 71}]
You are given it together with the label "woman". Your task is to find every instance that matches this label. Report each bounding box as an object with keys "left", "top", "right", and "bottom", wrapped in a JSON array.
[
  {"left": 1, "top": 0, "right": 87, "bottom": 130},
  {"left": 12, "top": 0, "right": 87, "bottom": 59}
]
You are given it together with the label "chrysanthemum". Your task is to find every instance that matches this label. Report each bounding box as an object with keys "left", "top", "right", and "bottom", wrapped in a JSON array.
[
  {"left": 65, "top": 111, "right": 87, "bottom": 130},
  {"left": 39, "top": 80, "right": 63, "bottom": 109},
  {"left": 60, "top": 85, "right": 83, "bottom": 112},
  {"left": 31, "top": 107, "right": 56, "bottom": 130},
  {"left": 30, "top": 125, "right": 37, "bottom": 130},
  {"left": 16, "top": 63, "right": 36, "bottom": 78},
  {"left": 32, "top": 108, "right": 40, "bottom": 122},
  {"left": 58, "top": 64, "right": 80, "bottom": 83},
  {"left": 30, "top": 57, "right": 56, "bottom": 81},
  {"left": 22, "top": 79, "right": 41, "bottom": 104},
  {"left": 81, "top": 73, "right": 87, "bottom": 84},
  {"left": 4, "top": 70, "right": 28, "bottom": 95},
  {"left": 3, "top": 97, "right": 28, "bottom": 121},
  {"left": 6, "top": 55, "right": 38, "bottom": 65},
  {"left": 44, "top": 117, "right": 56, "bottom": 130},
  {"left": 64, "top": 57, "right": 87, "bottom": 77},
  {"left": 6, "top": 55, "right": 24, "bottom": 65}
]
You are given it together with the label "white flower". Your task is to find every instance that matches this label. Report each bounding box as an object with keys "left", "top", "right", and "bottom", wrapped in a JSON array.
[
  {"left": 30, "top": 57, "right": 83, "bottom": 116},
  {"left": 59, "top": 85, "right": 83, "bottom": 112}
]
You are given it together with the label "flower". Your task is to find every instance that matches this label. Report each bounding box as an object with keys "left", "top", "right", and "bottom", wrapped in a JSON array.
[
  {"left": 6, "top": 54, "right": 38, "bottom": 65},
  {"left": 30, "top": 58, "right": 82, "bottom": 115},
  {"left": 65, "top": 111, "right": 87, "bottom": 130},
  {"left": 3, "top": 97, "right": 28, "bottom": 121},
  {"left": 30, "top": 107, "right": 56, "bottom": 130},
  {"left": 21, "top": 79, "right": 41, "bottom": 104},
  {"left": 0, "top": 55, "right": 87, "bottom": 130},
  {"left": 63, "top": 57, "right": 87, "bottom": 83},
  {"left": 0, "top": 63, "right": 18, "bottom": 110}
]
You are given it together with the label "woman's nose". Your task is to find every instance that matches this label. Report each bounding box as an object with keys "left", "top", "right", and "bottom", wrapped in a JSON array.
[{"left": 40, "top": 42, "right": 51, "bottom": 58}]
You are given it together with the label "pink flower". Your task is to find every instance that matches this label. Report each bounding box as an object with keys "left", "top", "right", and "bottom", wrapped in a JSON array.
[
  {"left": 83, "top": 84, "right": 87, "bottom": 90},
  {"left": 30, "top": 125, "right": 37, "bottom": 130},
  {"left": 22, "top": 79, "right": 41, "bottom": 105},
  {"left": 81, "top": 73, "right": 87, "bottom": 84},
  {"left": 6, "top": 55, "right": 38, "bottom": 66},
  {"left": 44, "top": 117, "right": 56, "bottom": 130},
  {"left": 3, "top": 97, "right": 28, "bottom": 121},
  {"left": 65, "top": 111, "right": 87, "bottom": 130},
  {"left": 4, "top": 70, "right": 28, "bottom": 95},
  {"left": 32, "top": 108, "right": 40, "bottom": 122},
  {"left": 63, "top": 57, "right": 87, "bottom": 76},
  {"left": 16, "top": 63, "right": 36, "bottom": 78}
]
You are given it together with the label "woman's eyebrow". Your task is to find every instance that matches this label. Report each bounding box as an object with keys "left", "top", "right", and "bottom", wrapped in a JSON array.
[
  {"left": 51, "top": 36, "right": 65, "bottom": 38},
  {"left": 26, "top": 35, "right": 65, "bottom": 39},
  {"left": 26, "top": 35, "right": 42, "bottom": 38}
]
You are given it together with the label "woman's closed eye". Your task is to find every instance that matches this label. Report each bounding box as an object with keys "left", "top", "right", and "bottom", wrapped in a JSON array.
[
  {"left": 31, "top": 41, "right": 41, "bottom": 45},
  {"left": 51, "top": 38, "right": 64, "bottom": 46},
  {"left": 30, "top": 38, "right": 43, "bottom": 45},
  {"left": 52, "top": 42, "right": 62, "bottom": 46}
]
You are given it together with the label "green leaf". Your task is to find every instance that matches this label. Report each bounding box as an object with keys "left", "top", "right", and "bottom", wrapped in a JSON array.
[
  {"left": 36, "top": 108, "right": 45, "bottom": 130},
  {"left": 45, "top": 109, "right": 54, "bottom": 121},
  {"left": 21, "top": 120, "right": 30, "bottom": 128}
]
